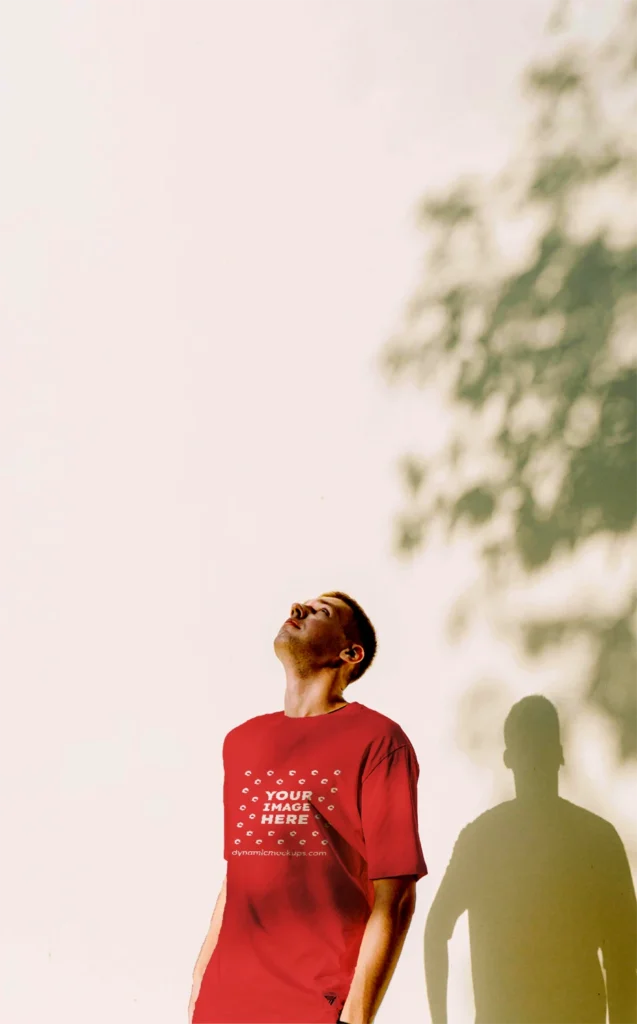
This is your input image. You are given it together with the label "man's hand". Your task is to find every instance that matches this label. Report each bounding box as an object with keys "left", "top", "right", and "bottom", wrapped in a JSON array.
[{"left": 187, "top": 975, "right": 201, "bottom": 1024}]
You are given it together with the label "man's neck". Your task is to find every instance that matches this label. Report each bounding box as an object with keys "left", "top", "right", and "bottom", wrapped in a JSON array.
[
  {"left": 282, "top": 685, "right": 349, "bottom": 718},
  {"left": 280, "top": 662, "right": 351, "bottom": 718}
]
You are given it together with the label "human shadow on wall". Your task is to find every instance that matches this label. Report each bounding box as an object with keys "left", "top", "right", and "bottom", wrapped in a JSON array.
[{"left": 424, "top": 695, "right": 637, "bottom": 1024}]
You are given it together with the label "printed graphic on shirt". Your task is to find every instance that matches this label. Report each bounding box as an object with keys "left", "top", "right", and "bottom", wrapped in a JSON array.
[{"left": 231, "top": 766, "right": 343, "bottom": 852}]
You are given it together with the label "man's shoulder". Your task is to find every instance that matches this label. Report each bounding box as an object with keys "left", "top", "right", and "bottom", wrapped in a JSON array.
[
  {"left": 352, "top": 703, "right": 420, "bottom": 776},
  {"left": 356, "top": 702, "right": 413, "bottom": 746},
  {"left": 223, "top": 710, "right": 281, "bottom": 743}
]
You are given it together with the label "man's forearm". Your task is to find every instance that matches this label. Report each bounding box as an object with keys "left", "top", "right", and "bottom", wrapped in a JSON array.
[
  {"left": 192, "top": 877, "right": 227, "bottom": 982},
  {"left": 340, "top": 895, "right": 415, "bottom": 1024},
  {"left": 192, "top": 925, "right": 219, "bottom": 984}
]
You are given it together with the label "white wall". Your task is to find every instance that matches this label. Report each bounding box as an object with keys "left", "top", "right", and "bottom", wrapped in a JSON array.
[{"left": 0, "top": 2, "right": 633, "bottom": 1022}]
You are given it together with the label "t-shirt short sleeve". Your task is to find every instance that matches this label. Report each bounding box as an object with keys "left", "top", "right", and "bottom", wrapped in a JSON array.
[{"left": 360, "top": 743, "right": 428, "bottom": 881}]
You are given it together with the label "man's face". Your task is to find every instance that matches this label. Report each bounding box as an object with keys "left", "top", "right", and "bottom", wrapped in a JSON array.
[{"left": 274, "top": 595, "right": 355, "bottom": 671}]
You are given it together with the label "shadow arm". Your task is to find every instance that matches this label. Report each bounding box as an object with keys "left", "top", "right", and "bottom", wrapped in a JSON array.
[
  {"left": 601, "top": 833, "right": 637, "bottom": 1024},
  {"left": 424, "top": 844, "right": 469, "bottom": 1024}
]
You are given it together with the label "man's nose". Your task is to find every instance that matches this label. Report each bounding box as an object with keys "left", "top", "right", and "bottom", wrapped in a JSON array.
[{"left": 291, "top": 603, "right": 307, "bottom": 619}]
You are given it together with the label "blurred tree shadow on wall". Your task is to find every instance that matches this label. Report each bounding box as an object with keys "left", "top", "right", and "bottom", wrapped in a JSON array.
[{"left": 381, "top": 1, "right": 637, "bottom": 766}]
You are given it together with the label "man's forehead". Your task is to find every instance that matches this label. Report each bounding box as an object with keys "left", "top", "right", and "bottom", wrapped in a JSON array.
[{"left": 304, "top": 595, "right": 346, "bottom": 613}]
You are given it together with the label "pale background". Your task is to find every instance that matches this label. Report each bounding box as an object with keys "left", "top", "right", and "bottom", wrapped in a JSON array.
[{"left": 0, "top": 1, "right": 634, "bottom": 1022}]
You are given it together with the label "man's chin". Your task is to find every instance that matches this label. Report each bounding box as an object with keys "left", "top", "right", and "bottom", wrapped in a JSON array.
[{"left": 276, "top": 620, "right": 298, "bottom": 638}]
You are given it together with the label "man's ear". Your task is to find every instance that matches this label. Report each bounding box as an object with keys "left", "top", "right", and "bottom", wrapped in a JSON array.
[{"left": 341, "top": 645, "right": 364, "bottom": 666}]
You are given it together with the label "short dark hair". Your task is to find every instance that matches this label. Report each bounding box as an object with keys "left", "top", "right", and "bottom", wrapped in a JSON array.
[{"left": 321, "top": 591, "right": 377, "bottom": 683}]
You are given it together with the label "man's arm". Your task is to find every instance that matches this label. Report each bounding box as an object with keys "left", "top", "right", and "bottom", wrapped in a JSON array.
[
  {"left": 188, "top": 873, "right": 227, "bottom": 1023},
  {"left": 340, "top": 876, "right": 417, "bottom": 1024}
]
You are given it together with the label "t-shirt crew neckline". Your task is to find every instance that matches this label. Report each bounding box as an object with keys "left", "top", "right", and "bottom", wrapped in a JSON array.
[{"left": 280, "top": 700, "right": 361, "bottom": 721}]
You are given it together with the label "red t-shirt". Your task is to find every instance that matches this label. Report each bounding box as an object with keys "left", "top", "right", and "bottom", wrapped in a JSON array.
[{"left": 193, "top": 700, "right": 427, "bottom": 1024}]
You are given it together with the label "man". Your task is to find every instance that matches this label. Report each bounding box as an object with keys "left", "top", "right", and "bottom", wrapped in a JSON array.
[{"left": 189, "top": 590, "right": 428, "bottom": 1024}]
